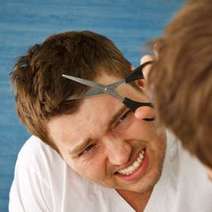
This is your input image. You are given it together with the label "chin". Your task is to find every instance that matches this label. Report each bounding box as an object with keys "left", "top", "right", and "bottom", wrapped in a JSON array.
[{"left": 135, "top": 168, "right": 162, "bottom": 193}]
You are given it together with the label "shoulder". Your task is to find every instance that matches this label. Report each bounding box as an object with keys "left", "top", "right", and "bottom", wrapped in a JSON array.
[
  {"left": 177, "top": 145, "right": 212, "bottom": 211},
  {"left": 10, "top": 136, "right": 85, "bottom": 211},
  {"left": 151, "top": 131, "right": 212, "bottom": 212},
  {"left": 13, "top": 135, "right": 74, "bottom": 188},
  {"left": 15, "top": 136, "right": 62, "bottom": 172},
  {"left": 166, "top": 131, "right": 211, "bottom": 184},
  {"left": 167, "top": 132, "right": 212, "bottom": 211},
  {"left": 13, "top": 135, "right": 95, "bottom": 192},
  {"left": 177, "top": 142, "right": 211, "bottom": 187},
  {"left": 17, "top": 135, "right": 57, "bottom": 160}
]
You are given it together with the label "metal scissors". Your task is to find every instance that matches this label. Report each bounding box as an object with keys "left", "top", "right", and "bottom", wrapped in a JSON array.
[{"left": 62, "top": 61, "right": 153, "bottom": 112}]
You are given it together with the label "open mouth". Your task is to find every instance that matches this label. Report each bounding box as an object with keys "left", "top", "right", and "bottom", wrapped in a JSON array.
[{"left": 115, "top": 148, "right": 148, "bottom": 181}]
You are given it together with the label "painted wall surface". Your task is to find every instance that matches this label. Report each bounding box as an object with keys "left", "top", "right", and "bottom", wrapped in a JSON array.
[{"left": 0, "top": 0, "right": 184, "bottom": 211}]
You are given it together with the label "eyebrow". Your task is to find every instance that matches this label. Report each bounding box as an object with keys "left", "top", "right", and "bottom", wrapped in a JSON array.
[{"left": 69, "top": 105, "right": 126, "bottom": 157}]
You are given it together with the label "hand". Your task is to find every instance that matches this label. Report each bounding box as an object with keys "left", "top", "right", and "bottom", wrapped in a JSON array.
[
  {"left": 140, "top": 55, "right": 154, "bottom": 80},
  {"left": 135, "top": 55, "right": 155, "bottom": 120}
]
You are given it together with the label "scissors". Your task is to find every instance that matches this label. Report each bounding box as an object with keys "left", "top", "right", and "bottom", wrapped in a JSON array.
[{"left": 62, "top": 61, "right": 153, "bottom": 112}]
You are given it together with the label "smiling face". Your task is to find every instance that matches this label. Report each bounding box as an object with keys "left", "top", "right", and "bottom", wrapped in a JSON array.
[{"left": 47, "top": 73, "right": 166, "bottom": 194}]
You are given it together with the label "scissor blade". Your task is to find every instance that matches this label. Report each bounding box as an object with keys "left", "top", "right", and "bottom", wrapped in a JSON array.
[
  {"left": 84, "top": 87, "right": 105, "bottom": 97},
  {"left": 106, "top": 79, "right": 125, "bottom": 88},
  {"left": 62, "top": 74, "right": 100, "bottom": 88}
]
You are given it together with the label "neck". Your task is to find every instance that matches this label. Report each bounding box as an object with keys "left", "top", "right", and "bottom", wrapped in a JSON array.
[{"left": 116, "top": 189, "right": 152, "bottom": 212}]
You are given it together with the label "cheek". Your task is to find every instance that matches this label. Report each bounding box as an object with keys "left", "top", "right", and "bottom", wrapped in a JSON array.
[
  {"left": 66, "top": 155, "right": 107, "bottom": 181},
  {"left": 124, "top": 118, "right": 162, "bottom": 141},
  {"left": 152, "top": 135, "right": 166, "bottom": 156},
  {"left": 148, "top": 133, "right": 166, "bottom": 167},
  {"left": 126, "top": 120, "right": 166, "bottom": 158}
]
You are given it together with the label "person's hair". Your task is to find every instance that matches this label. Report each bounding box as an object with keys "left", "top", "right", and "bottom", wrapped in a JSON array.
[
  {"left": 10, "top": 31, "right": 131, "bottom": 147},
  {"left": 148, "top": 0, "right": 212, "bottom": 167}
]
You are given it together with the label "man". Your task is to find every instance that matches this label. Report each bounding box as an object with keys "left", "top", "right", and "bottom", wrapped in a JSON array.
[
  {"left": 9, "top": 31, "right": 212, "bottom": 212},
  {"left": 136, "top": 0, "right": 212, "bottom": 179}
]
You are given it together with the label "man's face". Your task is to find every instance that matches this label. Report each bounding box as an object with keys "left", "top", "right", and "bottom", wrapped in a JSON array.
[{"left": 47, "top": 73, "right": 166, "bottom": 194}]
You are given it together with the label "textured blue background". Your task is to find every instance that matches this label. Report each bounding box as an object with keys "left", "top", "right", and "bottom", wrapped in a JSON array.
[{"left": 0, "top": 0, "right": 184, "bottom": 211}]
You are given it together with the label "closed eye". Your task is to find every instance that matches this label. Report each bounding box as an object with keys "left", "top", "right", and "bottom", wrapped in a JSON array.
[{"left": 79, "top": 143, "right": 96, "bottom": 157}]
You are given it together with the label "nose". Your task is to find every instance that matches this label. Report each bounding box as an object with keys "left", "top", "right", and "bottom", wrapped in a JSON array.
[{"left": 103, "top": 135, "right": 132, "bottom": 165}]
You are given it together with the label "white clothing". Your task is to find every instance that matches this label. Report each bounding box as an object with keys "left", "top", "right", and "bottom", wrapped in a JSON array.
[{"left": 9, "top": 133, "right": 212, "bottom": 212}]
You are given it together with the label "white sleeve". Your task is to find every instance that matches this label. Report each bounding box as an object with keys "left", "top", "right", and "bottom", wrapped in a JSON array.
[{"left": 9, "top": 163, "right": 53, "bottom": 212}]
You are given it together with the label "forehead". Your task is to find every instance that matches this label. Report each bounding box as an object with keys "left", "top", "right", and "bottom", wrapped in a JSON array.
[
  {"left": 47, "top": 74, "right": 125, "bottom": 144},
  {"left": 75, "top": 95, "right": 121, "bottom": 133},
  {"left": 69, "top": 73, "right": 125, "bottom": 136}
]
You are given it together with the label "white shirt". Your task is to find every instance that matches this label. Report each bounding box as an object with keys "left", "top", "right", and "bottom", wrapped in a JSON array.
[{"left": 9, "top": 133, "right": 212, "bottom": 212}]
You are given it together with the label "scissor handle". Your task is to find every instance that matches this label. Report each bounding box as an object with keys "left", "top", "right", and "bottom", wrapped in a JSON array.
[
  {"left": 125, "top": 61, "right": 153, "bottom": 83},
  {"left": 123, "top": 97, "right": 153, "bottom": 112}
]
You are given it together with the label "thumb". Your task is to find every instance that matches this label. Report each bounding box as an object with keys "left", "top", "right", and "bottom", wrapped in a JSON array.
[{"left": 134, "top": 106, "right": 155, "bottom": 121}]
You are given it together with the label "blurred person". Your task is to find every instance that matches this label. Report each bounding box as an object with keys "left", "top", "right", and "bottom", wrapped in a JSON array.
[{"left": 136, "top": 0, "right": 212, "bottom": 180}]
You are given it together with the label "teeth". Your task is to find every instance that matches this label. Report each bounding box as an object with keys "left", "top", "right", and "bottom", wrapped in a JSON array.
[{"left": 118, "top": 150, "right": 145, "bottom": 176}]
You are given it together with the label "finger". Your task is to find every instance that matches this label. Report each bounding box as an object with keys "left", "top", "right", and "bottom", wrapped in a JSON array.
[
  {"left": 140, "top": 55, "right": 154, "bottom": 79},
  {"left": 140, "top": 55, "right": 154, "bottom": 65},
  {"left": 134, "top": 106, "right": 155, "bottom": 121}
]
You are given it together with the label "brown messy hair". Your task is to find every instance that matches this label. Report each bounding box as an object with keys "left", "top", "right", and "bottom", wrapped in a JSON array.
[
  {"left": 10, "top": 31, "right": 131, "bottom": 148},
  {"left": 148, "top": 0, "right": 212, "bottom": 167}
]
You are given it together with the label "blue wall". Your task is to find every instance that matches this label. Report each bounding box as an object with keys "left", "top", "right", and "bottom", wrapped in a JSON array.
[{"left": 0, "top": 0, "right": 184, "bottom": 211}]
